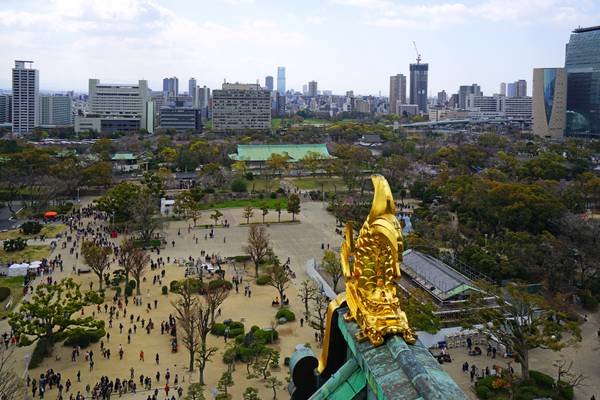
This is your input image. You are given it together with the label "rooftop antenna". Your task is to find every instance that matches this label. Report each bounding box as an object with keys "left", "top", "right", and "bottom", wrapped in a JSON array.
[{"left": 413, "top": 41, "right": 422, "bottom": 64}]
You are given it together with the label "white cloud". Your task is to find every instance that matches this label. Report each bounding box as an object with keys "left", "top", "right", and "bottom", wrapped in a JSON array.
[{"left": 307, "top": 15, "right": 327, "bottom": 24}]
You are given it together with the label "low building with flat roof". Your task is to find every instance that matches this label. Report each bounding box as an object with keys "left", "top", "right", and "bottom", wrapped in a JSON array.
[{"left": 229, "top": 143, "right": 331, "bottom": 163}]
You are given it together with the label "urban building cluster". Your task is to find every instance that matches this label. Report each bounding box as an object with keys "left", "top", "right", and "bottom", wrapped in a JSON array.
[{"left": 2, "top": 26, "right": 599, "bottom": 138}]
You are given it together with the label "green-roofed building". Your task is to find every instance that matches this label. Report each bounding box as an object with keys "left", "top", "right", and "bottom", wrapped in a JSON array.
[
  {"left": 110, "top": 152, "right": 139, "bottom": 172},
  {"left": 229, "top": 144, "right": 331, "bottom": 164}
]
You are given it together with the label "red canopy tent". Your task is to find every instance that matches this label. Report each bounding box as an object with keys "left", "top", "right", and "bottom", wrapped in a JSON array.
[{"left": 44, "top": 211, "right": 58, "bottom": 218}]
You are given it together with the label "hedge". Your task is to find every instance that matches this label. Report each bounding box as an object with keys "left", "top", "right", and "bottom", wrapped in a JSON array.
[
  {"left": 557, "top": 381, "right": 574, "bottom": 400},
  {"left": 211, "top": 323, "right": 227, "bottom": 336},
  {"left": 29, "top": 338, "right": 52, "bottom": 369},
  {"left": 0, "top": 287, "right": 10, "bottom": 302},
  {"left": 21, "top": 221, "right": 42, "bottom": 235},
  {"left": 529, "top": 370, "right": 554, "bottom": 389},
  {"left": 276, "top": 308, "right": 295, "bottom": 322},
  {"left": 64, "top": 328, "right": 106, "bottom": 348},
  {"left": 475, "top": 385, "right": 491, "bottom": 400},
  {"left": 256, "top": 275, "right": 270, "bottom": 285},
  {"left": 254, "top": 328, "right": 278, "bottom": 344}
]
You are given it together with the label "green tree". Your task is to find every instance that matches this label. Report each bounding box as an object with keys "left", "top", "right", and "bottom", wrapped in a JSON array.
[
  {"left": 184, "top": 383, "right": 205, "bottom": 400},
  {"left": 466, "top": 283, "right": 581, "bottom": 380},
  {"left": 80, "top": 161, "right": 112, "bottom": 188},
  {"left": 243, "top": 387, "right": 260, "bottom": 400},
  {"left": 9, "top": 278, "right": 104, "bottom": 353},
  {"left": 95, "top": 181, "right": 141, "bottom": 222},
  {"left": 300, "top": 151, "right": 324, "bottom": 177},
  {"left": 261, "top": 203, "right": 269, "bottom": 224},
  {"left": 174, "top": 190, "right": 201, "bottom": 225},
  {"left": 210, "top": 209, "right": 223, "bottom": 226},
  {"left": 142, "top": 171, "right": 165, "bottom": 198},
  {"left": 217, "top": 371, "right": 234, "bottom": 398},
  {"left": 287, "top": 194, "right": 300, "bottom": 222},
  {"left": 91, "top": 138, "right": 113, "bottom": 161},
  {"left": 321, "top": 250, "right": 343, "bottom": 293},
  {"left": 274, "top": 201, "right": 282, "bottom": 223},
  {"left": 265, "top": 376, "right": 283, "bottom": 400},
  {"left": 403, "top": 288, "right": 441, "bottom": 334},
  {"left": 81, "top": 241, "right": 112, "bottom": 291}
]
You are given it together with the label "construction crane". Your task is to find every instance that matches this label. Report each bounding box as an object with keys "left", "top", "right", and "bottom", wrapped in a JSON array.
[{"left": 413, "top": 41, "right": 422, "bottom": 64}]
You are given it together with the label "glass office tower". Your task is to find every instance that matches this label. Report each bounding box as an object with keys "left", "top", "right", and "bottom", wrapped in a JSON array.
[{"left": 565, "top": 26, "right": 600, "bottom": 137}]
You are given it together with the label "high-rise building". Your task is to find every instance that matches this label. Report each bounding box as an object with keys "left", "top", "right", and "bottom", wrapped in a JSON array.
[
  {"left": 0, "top": 94, "right": 12, "bottom": 124},
  {"left": 163, "top": 77, "right": 179, "bottom": 97},
  {"left": 533, "top": 68, "right": 567, "bottom": 139},
  {"left": 188, "top": 78, "right": 196, "bottom": 97},
  {"left": 12, "top": 60, "right": 39, "bottom": 134},
  {"left": 565, "top": 26, "right": 600, "bottom": 137},
  {"left": 436, "top": 90, "right": 447, "bottom": 106},
  {"left": 40, "top": 95, "right": 72, "bottom": 126},
  {"left": 265, "top": 76, "right": 274, "bottom": 91},
  {"left": 500, "top": 82, "right": 507, "bottom": 96},
  {"left": 159, "top": 107, "right": 202, "bottom": 134},
  {"left": 308, "top": 81, "right": 318, "bottom": 97},
  {"left": 75, "top": 79, "right": 153, "bottom": 133},
  {"left": 277, "top": 67, "right": 286, "bottom": 94},
  {"left": 389, "top": 74, "right": 406, "bottom": 115},
  {"left": 195, "top": 86, "right": 210, "bottom": 119},
  {"left": 506, "top": 83, "right": 517, "bottom": 97},
  {"left": 212, "top": 83, "right": 271, "bottom": 131},
  {"left": 516, "top": 80, "right": 527, "bottom": 97},
  {"left": 458, "top": 84, "right": 482, "bottom": 109},
  {"left": 409, "top": 63, "right": 428, "bottom": 113}
]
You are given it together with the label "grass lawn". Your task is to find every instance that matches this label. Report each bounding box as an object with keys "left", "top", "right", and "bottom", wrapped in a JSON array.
[
  {"left": 246, "top": 178, "right": 282, "bottom": 193},
  {"left": 0, "top": 245, "right": 51, "bottom": 265},
  {"left": 0, "top": 276, "right": 25, "bottom": 318},
  {"left": 0, "top": 223, "right": 67, "bottom": 240},
  {"left": 301, "top": 118, "right": 332, "bottom": 126},
  {"left": 199, "top": 197, "right": 288, "bottom": 210},
  {"left": 289, "top": 177, "right": 347, "bottom": 192}
]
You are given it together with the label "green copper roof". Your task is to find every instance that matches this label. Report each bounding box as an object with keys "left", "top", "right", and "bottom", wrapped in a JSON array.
[
  {"left": 111, "top": 152, "right": 136, "bottom": 161},
  {"left": 229, "top": 144, "right": 330, "bottom": 162}
]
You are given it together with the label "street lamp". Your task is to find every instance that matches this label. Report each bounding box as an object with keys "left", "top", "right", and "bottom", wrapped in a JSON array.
[{"left": 76, "top": 187, "right": 80, "bottom": 203}]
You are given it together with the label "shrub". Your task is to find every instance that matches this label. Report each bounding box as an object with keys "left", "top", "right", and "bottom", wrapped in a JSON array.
[
  {"left": 84, "top": 291, "right": 105, "bottom": 305},
  {"left": 270, "top": 192, "right": 277, "bottom": 199},
  {"left": 56, "top": 203, "right": 73, "bottom": 215},
  {"left": 211, "top": 323, "right": 227, "bottom": 336},
  {"left": 557, "top": 381, "right": 574, "bottom": 400},
  {"left": 20, "top": 221, "right": 42, "bottom": 235},
  {"left": 228, "top": 255, "right": 251, "bottom": 262},
  {"left": 250, "top": 325, "right": 260, "bottom": 332},
  {"left": 475, "top": 385, "right": 491, "bottom": 399},
  {"left": 29, "top": 338, "right": 52, "bottom": 369},
  {"left": 114, "top": 286, "right": 122, "bottom": 297},
  {"left": 64, "top": 328, "right": 105, "bottom": 348},
  {"left": 0, "top": 287, "right": 10, "bottom": 302},
  {"left": 227, "top": 328, "right": 244, "bottom": 338},
  {"left": 529, "top": 370, "right": 554, "bottom": 389},
  {"left": 276, "top": 308, "right": 295, "bottom": 322},
  {"left": 3, "top": 238, "right": 27, "bottom": 252},
  {"left": 476, "top": 376, "right": 495, "bottom": 391},
  {"left": 230, "top": 178, "right": 247, "bottom": 193},
  {"left": 580, "top": 290, "right": 599, "bottom": 312},
  {"left": 208, "top": 279, "right": 233, "bottom": 291},
  {"left": 276, "top": 187, "right": 285, "bottom": 194},
  {"left": 222, "top": 348, "right": 236, "bottom": 364},
  {"left": 170, "top": 280, "right": 181, "bottom": 293},
  {"left": 230, "top": 321, "right": 244, "bottom": 330},
  {"left": 238, "top": 346, "right": 255, "bottom": 363},
  {"left": 245, "top": 172, "right": 254, "bottom": 181},
  {"left": 515, "top": 385, "right": 542, "bottom": 400},
  {"left": 162, "top": 286, "right": 168, "bottom": 295},
  {"left": 284, "top": 357, "right": 291, "bottom": 366},
  {"left": 124, "top": 285, "right": 133, "bottom": 297},
  {"left": 254, "top": 328, "right": 278, "bottom": 344},
  {"left": 256, "top": 275, "right": 270, "bottom": 285}
]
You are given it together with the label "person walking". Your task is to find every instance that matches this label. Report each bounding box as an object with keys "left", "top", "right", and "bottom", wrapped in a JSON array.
[
  {"left": 139, "top": 350, "right": 144, "bottom": 361},
  {"left": 155, "top": 353, "right": 160, "bottom": 365}
]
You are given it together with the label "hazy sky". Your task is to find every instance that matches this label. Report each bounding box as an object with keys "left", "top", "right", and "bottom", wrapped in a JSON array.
[{"left": 1, "top": 0, "right": 599, "bottom": 96}]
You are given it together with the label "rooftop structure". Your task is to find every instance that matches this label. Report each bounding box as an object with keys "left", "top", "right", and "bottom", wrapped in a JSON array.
[{"left": 229, "top": 143, "right": 331, "bottom": 162}]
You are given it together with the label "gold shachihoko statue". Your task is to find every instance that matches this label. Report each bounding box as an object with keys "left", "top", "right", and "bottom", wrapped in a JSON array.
[{"left": 341, "top": 175, "right": 416, "bottom": 346}]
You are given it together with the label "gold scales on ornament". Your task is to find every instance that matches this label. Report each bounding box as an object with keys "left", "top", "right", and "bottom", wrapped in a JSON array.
[{"left": 319, "top": 175, "right": 416, "bottom": 371}]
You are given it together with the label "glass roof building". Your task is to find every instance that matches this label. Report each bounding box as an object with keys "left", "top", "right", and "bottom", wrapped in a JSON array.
[{"left": 565, "top": 26, "right": 600, "bottom": 137}]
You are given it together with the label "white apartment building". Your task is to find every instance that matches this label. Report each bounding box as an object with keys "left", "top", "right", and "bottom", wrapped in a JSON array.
[
  {"left": 12, "top": 60, "right": 39, "bottom": 134},
  {"left": 466, "top": 94, "right": 532, "bottom": 120},
  {"left": 40, "top": 95, "right": 72, "bottom": 126},
  {"left": 212, "top": 83, "right": 271, "bottom": 131},
  {"left": 75, "top": 79, "right": 154, "bottom": 133}
]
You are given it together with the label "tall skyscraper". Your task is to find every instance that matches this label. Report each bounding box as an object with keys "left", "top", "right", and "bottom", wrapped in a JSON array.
[
  {"left": 565, "top": 26, "right": 600, "bottom": 137},
  {"left": 437, "top": 90, "right": 447, "bottom": 106},
  {"left": 533, "top": 68, "right": 567, "bottom": 139},
  {"left": 163, "top": 77, "right": 179, "bottom": 97},
  {"left": 516, "top": 80, "right": 527, "bottom": 97},
  {"left": 0, "top": 94, "right": 12, "bottom": 124},
  {"left": 500, "top": 83, "right": 507, "bottom": 96},
  {"left": 507, "top": 83, "right": 517, "bottom": 97},
  {"left": 308, "top": 81, "right": 318, "bottom": 97},
  {"left": 389, "top": 74, "right": 406, "bottom": 114},
  {"left": 196, "top": 86, "right": 211, "bottom": 119},
  {"left": 409, "top": 63, "right": 428, "bottom": 113},
  {"left": 277, "top": 67, "right": 286, "bottom": 94},
  {"left": 40, "top": 95, "right": 72, "bottom": 126},
  {"left": 265, "top": 76, "right": 274, "bottom": 91},
  {"left": 188, "top": 78, "right": 196, "bottom": 98},
  {"left": 458, "top": 84, "right": 482, "bottom": 109},
  {"left": 12, "top": 60, "right": 39, "bottom": 134}
]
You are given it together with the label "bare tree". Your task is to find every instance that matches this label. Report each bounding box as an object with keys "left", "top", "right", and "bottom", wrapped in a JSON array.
[
  {"left": 118, "top": 236, "right": 136, "bottom": 285},
  {"left": 244, "top": 225, "right": 270, "bottom": 278},
  {"left": 196, "top": 296, "right": 218, "bottom": 386},
  {"left": 321, "top": 250, "right": 343, "bottom": 293},
  {"left": 243, "top": 205, "right": 254, "bottom": 224},
  {"left": 266, "top": 260, "right": 292, "bottom": 307},
  {"left": 130, "top": 188, "right": 162, "bottom": 244},
  {"left": 298, "top": 279, "right": 318, "bottom": 318},
  {"left": 81, "top": 240, "right": 112, "bottom": 290},
  {"left": 130, "top": 248, "right": 150, "bottom": 296},
  {"left": 173, "top": 279, "right": 201, "bottom": 372},
  {"left": 0, "top": 346, "right": 23, "bottom": 400},
  {"left": 205, "top": 285, "right": 230, "bottom": 325},
  {"left": 553, "top": 360, "right": 587, "bottom": 394},
  {"left": 310, "top": 292, "right": 330, "bottom": 341}
]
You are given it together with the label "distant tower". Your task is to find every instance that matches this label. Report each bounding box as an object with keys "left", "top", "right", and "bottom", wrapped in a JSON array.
[
  {"left": 500, "top": 82, "right": 507, "bottom": 96},
  {"left": 308, "top": 81, "right": 318, "bottom": 97},
  {"left": 163, "top": 77, "right": 179, "bottom": 97},
  {"left": 277, "top": 67, "right": 286, "bottom": 94},
  {"left": 12, "top": 60, "right": 39, "bottom": 134},
  {"left": 389, "top": 74, "right": 406, "bottom": 114},
  {"left": 265, "top": 76, "right": 274, "bottom": 91},
  {"left": 409, "top": 64, "right": 428, "bottom": 113},
  {"left": 189, "top": 78, "right": 197, "bottom": 96}
]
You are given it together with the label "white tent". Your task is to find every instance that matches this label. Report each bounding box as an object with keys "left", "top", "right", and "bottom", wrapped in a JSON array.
[{"left": 7, "top": 263, "right": 29, "bottom": 277}]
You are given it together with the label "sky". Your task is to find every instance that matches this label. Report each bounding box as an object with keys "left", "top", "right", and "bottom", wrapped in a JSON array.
[{"left": 1, "top": 0, "right": 599, "bottom": 96}]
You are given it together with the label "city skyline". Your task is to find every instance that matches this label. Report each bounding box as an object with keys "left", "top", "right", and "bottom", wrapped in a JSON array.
[{"left": 1, "top": 0, "right": 599, "bottom": 96}]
